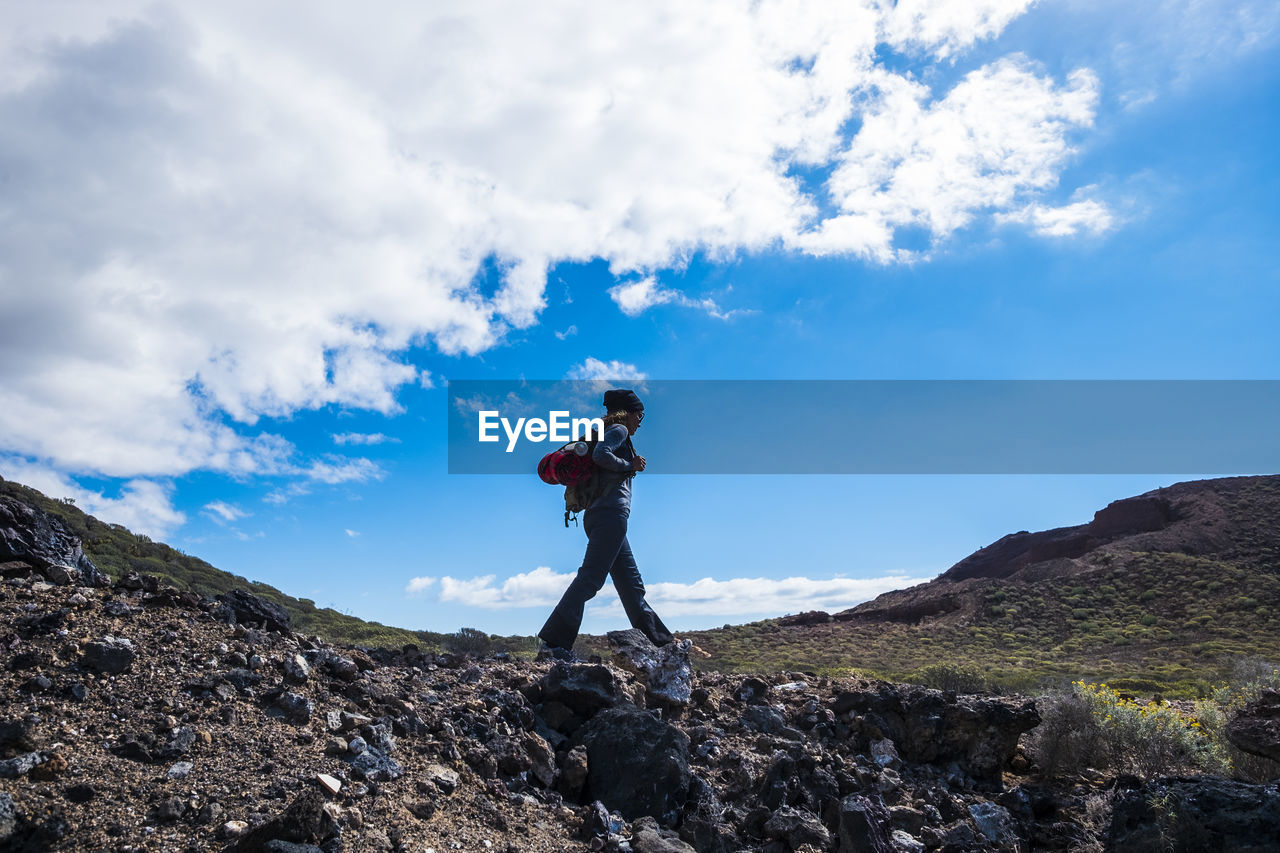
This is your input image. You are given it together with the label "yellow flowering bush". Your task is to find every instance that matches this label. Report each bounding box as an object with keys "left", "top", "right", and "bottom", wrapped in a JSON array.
[{"left": 1031, "top": 680, "right": 1229, "bottom": 779}]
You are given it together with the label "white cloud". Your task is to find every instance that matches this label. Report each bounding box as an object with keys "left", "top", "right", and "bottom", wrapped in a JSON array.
[
  {"left": 435, "top": 566, "right": 930, "bottom": 620},
  {"left": 796, "top": 59, "right": 1102, "bottom": 262},
  {"left": 0, "top": 455, "right": 186, "bottom": 539},
  {"left": 0, "top": 2, "right": 1106, "bottom": 482},
  {"left": 405, "top": 575, "right": 437, "bottom": 596},
  {"left": 302, "top": 457, "right": 383, "bottom": 485},
  {"left": 632, "top": 574, "right": 931, "bottom": 618},
  {"left": 203, "top": 500, "right": 248, "bottom": 522},
  {"left": 997, "top": 197, "right": 1115, "bottom": 237},
  {"left": 332, "top": 432, "right": 398, "bottom": 446},
  {"left": 439, "top": 566, "right": 572, "bottom": 608},
  {"left": 607, "top": 277, "right": 749, "bottom": 320},
  {"left": 554, "top": 325, "right": 578, "bottom": 340},
  {"left": 566, "top": 358, "right": 648, "bottom": 382}
]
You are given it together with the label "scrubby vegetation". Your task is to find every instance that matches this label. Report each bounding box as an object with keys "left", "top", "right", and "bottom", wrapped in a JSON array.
[{"left": 1029, "top": 663, "right": 1280, "bottom": 782}]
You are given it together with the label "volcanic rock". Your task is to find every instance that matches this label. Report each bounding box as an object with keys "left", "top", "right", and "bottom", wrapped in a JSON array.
[
  {"left": 1225, "top": 688, "right": 1280, "bottom": 762},
  {"left": 1108, "top": 777, "right": 1280, "bottom": 852},
  {"left": 578, "top": 707, "right": 692, "bottom": 825}
]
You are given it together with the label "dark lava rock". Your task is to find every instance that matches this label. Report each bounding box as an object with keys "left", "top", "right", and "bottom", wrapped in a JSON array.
[
  {"left": 63, "top": 784, "right": 95, "bottom": 804},
  {"left": 274, "top": 692, "right": 314, "bottom": 725},
  {"left": 1108, "top": 776, "right": 1280, "bottom": 852},
  {"left": 579, "top": 707, "right": 691, "bottom": 825},
  {"left": 0, "top": 718, "right": 37, "bottom": 755},
  {"left": 764, "top": 805, "right": 831, "bottom": 848},
  {"left": 838, "top": 793, "right": 895, "bottom": 853},
  {"left": 81, "top": 636, "right": 136, "bottom": 674},
  {"left": 229, "top": 789, "right": 338, "bottom": 852},
  {"left": 735, "top": 676, "right": 770, "bottom": 704},
  {"left": 832, "top": 683, "right": 1039, "bottom": 781},
  {"left": 1226, "top": 688, "right": 1280, "bottom": 763},
  {"left": 0, "top": 792, "right": 15, "bottom": 844},
  {"left": 147, "top": 797, "right": 186, "bottom": 822},
  {"left": 0, "top": 496, "right": 107, "bottom": 586},
  {"left": 216, "top": 589, "right": 292, "bottom": 633},
  {"left": 157, "top": 726, "right": 197, "bottom": 759},
  {"left": 540, "top": 663, "right": 627, "bottom": 718}
]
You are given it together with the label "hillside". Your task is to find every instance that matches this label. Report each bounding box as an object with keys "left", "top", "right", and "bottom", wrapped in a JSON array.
[
  {"left": 0, "top": 476, "right": 533, "bottom": 654},
  {"left": 681, "top": 475, "right": 1280, "bottom": 696}
]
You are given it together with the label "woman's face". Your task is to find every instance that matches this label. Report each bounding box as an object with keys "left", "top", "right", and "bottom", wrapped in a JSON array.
[{"left": 626, "top": 410, "right": 644, "bottom": 435}]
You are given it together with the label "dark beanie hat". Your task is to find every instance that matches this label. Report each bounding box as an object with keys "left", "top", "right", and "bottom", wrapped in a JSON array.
[{"left": 603, "top": 388, "right": 644, "bottom": 412}]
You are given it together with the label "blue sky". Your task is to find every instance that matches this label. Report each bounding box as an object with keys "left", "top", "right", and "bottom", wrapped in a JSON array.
[{"left": 1, "top": 1, "right": 1277, "bottom": 636}]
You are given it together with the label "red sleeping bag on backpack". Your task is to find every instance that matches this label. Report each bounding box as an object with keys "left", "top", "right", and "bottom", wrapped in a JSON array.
[{"left": 538, "top": 443, "right": 595, "bottom": 487}]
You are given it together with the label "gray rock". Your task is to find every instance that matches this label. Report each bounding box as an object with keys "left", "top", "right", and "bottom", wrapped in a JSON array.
[
  {"left": 890, "top": 829, "right": 924, "bottom": 853},
  {"left": 630, "top": 815, "right": 697, "bottom": 853},
  {"left": 0, "top": 751, "right": 47, "bottom": 779},
  {"left": 158, "top": 726, "right": 197, "bottom": 759},
  {"left": 425, "top": 764, "right": 460, "bottom": 794},
  {"left": 764, "top": 806, "right": 831, "bottom": 848},
  {"left": 347, "top": 736, "right": 368, "bottom": 755},
  {"left": 275, "top": 692, "right": 314, "bottom": 725},
  {"left": 263, "top": 842, "right": 325, "bottom": 853},
  {"left": 44, "top": 563, "right": 80, "bottom": 586},
  {"left": 968, "top": 802, "right": 1018, "bottom": 847},
  {"left": 197, "top": 802, "right": 225, "bottom": 825},
  {"left": 870, "top": 737, "right": 902, "bottom": 769},
  {"left": 149, "top": 797, "right": 186, "bottom": 822},
  {"left": 82, "top": 636, "right": 136, "bottom": 674},
  {"left": 167, "top": 761, "right": 194, "bottom": 780},
  {"left": 284, "top": 654, "right": 311, "bottom": 684},
  {"left": 0, "top": 792, "right": 16, "bottom": 842},
  {"left": 579, "top": 707, "right": 692, "bottom": 825},
  {"left": 351, "top": 747, "right": 403, "bottom": 783},
  {"left": 327, "top": 656, "right": 359, "bottom": 681},
  {"left": 607, "top": 629, "right": 694, "bottom": 708}
]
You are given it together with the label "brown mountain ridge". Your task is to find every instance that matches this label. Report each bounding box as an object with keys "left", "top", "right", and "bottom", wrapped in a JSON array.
[{"left": 682, "top": 475, "right": 1280, "bottom": 694}]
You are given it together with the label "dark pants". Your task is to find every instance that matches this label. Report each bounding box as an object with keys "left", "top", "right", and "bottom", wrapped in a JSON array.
[{"left": 538, "top": 509, "right": 673, "bottom": 650}]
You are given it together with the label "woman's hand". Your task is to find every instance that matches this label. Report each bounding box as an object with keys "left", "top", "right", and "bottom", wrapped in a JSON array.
[{"left": 632, "top": 455, "right": 647, "bottom": 472}]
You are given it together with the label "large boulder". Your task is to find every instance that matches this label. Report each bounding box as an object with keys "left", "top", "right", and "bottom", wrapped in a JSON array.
[
  {"left": 216, "top": 589, "right": 292, "bottom": 633},
  {"left": 1226, "top": 689, "right": 1280, "bottom": 763},
  {"left": 0, "top": 496, "right": 107, "bottom": 586},
  {"left": 578, "top": 707, "right": 692, "bottom": 825},
  {"left": 608, "top": 629, "right": 693, "bottom": 709},
  {"left": 832, "top": 683, "right": 1039, "bottom": 781},
  {"left": 539, "top": 663, "right": 628, "bottom": 718},
  {"left": 1108, "top": 777, "right": 1280, "bottom": 852}
]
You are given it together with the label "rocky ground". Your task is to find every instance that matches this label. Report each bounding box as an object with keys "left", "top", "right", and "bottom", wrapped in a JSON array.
[{"left": 3, "top": 498, "right": 1280, "bottom": 852}]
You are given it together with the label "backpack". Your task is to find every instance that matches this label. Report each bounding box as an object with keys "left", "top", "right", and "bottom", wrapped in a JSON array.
[{"left": 537, "top": 432, "right": 635, "bottom": 526}]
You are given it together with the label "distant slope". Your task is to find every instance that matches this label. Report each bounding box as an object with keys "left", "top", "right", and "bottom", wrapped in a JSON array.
[
  {"left": 0, "top": 476, "right": 530, "bottom": 651},
  {"left": 682, "top": 475, "right": 1280, "bottom": 695}
]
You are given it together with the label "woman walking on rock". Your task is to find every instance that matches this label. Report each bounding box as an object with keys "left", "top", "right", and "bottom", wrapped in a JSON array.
[{"left": 538, "top": 388, "right": 674, "bottom": 658}]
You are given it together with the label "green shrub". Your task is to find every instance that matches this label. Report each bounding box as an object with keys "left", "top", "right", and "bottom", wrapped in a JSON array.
[
  {"left": 909, "top": 662, "right": 990, "bottom": 693},
  {"left": 1029, "top": 681, "right": 1228, "bottom": 779}
]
